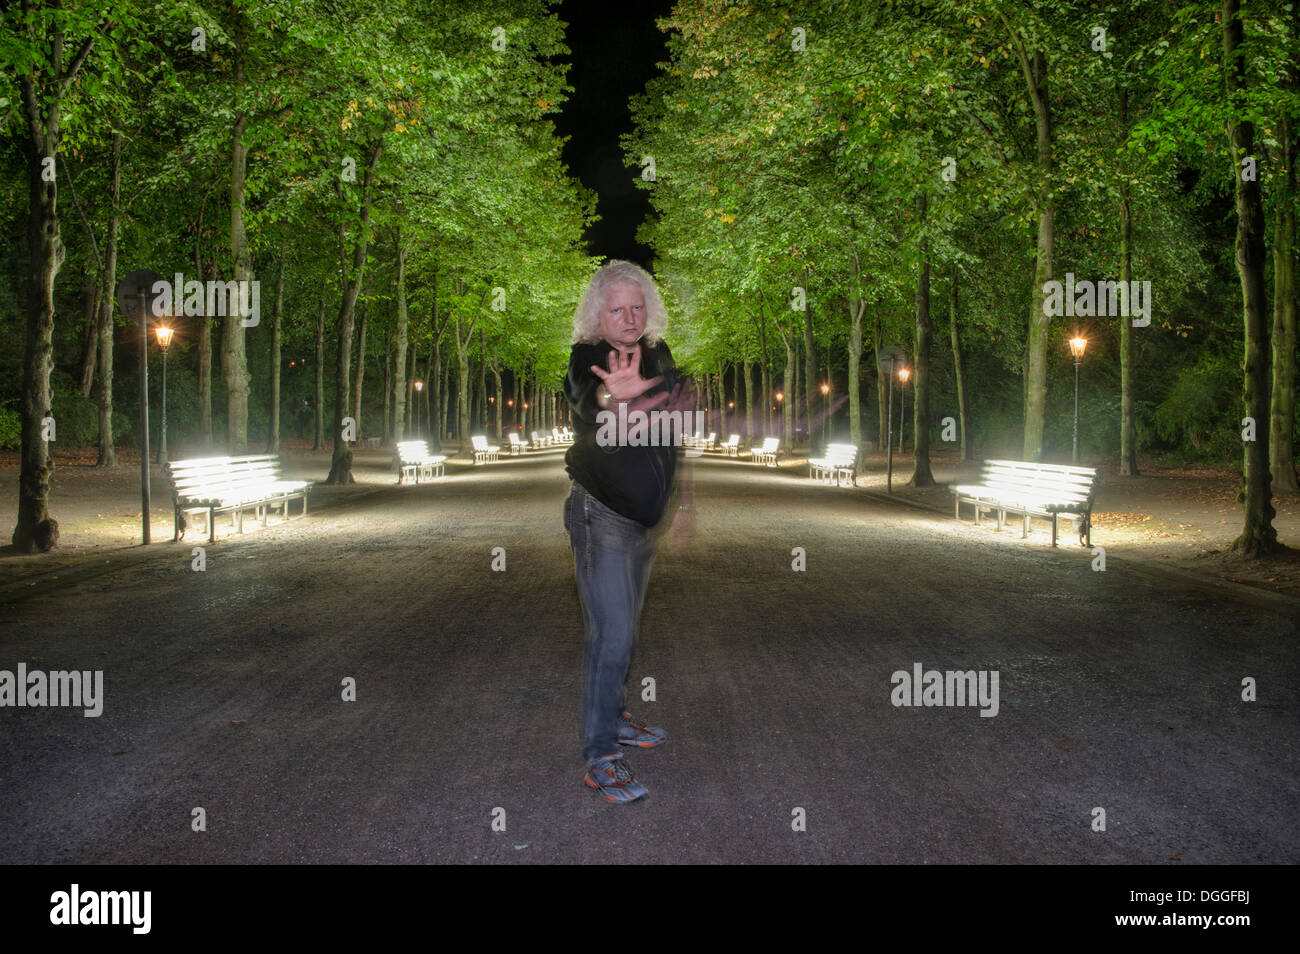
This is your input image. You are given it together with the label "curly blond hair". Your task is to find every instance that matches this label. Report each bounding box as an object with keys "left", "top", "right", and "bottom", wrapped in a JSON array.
[{"left": 571, "top": 260, "right": 668, "bottom": 347}]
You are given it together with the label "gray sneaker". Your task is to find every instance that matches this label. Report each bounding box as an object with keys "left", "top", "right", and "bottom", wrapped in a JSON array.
[{"left": 584, "top": 752, "right": 649, "bottom": 804}]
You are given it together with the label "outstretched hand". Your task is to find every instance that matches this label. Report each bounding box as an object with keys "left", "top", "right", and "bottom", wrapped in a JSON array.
[{"left": 591, "top": 344, "right": 664, "bottom": 410}]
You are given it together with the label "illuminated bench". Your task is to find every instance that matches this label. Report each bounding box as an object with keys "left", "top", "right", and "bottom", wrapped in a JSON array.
[
  {"left": 507, "top": 433, "right": 528, "bottom": 455},
  {"left": 719, "top": 435, "right": 740, "bottom": 456},
  {"left": 809, "top": 443, "right": 858, "bottom": 486},
  {"left": 697, "top": 431, "right": 717, "bottom": 451},
  {"left": 471, "top": 435, "right": 501, "bottom": 463},
  {"left": 951, "top": 459, "right": 1099, "bottom": 547},
  {"left": 752, "top": 437, "right": 780, "bottom": 466},
  {"left": 167, "top": 455, "right": 312, "bottom": 544},
  {"left": 530, "top": 430, "right": 551, "bottom": 449},
  {"left": 552, "top": 427, "right": 573, "bottom": 445},
  {"left": 395, "top": 441, "right": 447, "bottom": 483}
]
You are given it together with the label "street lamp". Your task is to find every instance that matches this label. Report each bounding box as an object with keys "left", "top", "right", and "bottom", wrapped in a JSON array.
[
  {"left": 414, "top": 379, "right": 423, "bottom": 440},
  {"left": 1069, "top": 336, "right": 1088, "bottom": 464},
  {"left": 820, "top": 381, "right": 830, "bottom": 448},
  {"left": 898, "top": 366, "right": 911, "bottom": 454},
  {"left": 154, "top": 325, "right": 174, "bottom": 465}
]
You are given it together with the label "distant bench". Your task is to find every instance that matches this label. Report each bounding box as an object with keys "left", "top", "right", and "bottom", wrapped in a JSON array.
[
  {"left": 950, "top": 459, "right": 1099, "bottom": 547},
  {"left": 168, "top": 455, "right": 312, "bottom": 543}
]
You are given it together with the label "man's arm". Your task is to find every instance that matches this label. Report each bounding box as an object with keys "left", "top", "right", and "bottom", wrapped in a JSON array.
[{"left": 565, "top": 348, "right": 603, "bottom": 425}]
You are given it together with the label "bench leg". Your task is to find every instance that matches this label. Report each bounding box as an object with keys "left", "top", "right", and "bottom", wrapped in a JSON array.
[
  {"left": 1021, "top": 513, "right": 1029, "bottom": 538},
  {"left": 209, "top": 508, "right": 216, "bottom": 544},
  {"left": 1052, "top": 514, "right": 1058, "bottom": 547}
]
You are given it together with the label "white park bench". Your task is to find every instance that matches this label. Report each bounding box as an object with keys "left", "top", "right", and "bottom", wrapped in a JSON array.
[
  {"left": 507, "top": 433, "right": 528, "bottom": 455},
  {"left": 552, "top": 427, "right": 572, "bottom": 445},
  {"left": 167, "top": 454, "right": 312, "bottom": 544},
  {"left": 951, "top": 459, "right": 1099, "bottom": 547},
  {"left": 809, "top": 442, "right": 859, "bottom": 486},
  {"left": 697, "top": 431, "right": 717, "bottom": 451},
  {"left": 530, "top": 430, "right": 551, "bottom": 449},
  {"left": 752, "top": 437, "right": 780, "bottom": 466},
  {"left": 395, "top": 440, "right": 447, "bottom": 483},
  {"left": 471, "top": 434, "right": 501, "bottom": 463},
  {"left": 719, "top": 434, "right": 740, "bottom": 456},
  {"left": 561, "top": 426, "right": 574, "bottom": 441}
]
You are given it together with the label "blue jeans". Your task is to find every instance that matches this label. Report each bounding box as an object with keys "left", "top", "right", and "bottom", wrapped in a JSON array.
[{"left": 564, "top": 481, "right": 657, "bottom": 763}]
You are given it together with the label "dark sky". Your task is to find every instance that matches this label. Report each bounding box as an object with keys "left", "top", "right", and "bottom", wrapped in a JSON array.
[{"left": 552, "top": 0, "right": 675, "bottom": 268}]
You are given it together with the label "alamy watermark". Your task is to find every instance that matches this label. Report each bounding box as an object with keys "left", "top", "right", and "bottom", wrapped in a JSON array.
[
  {"left": 1042, "top": 272, "right": 1151, "bottom": 327},
  {"left": 890, "top": 663, "right": 999, "bottom": 717},
  {"left": 150, "top": 272, "right": 260, "bottom": 327},
  {"left": 1, "top": 664, "right": 103, "bottom": 717},
  {"left": 595, "top": 404, "right": 705, "bottom": 447}
]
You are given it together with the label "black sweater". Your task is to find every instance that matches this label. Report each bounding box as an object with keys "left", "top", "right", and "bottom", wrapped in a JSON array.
[{"left": 563, "top": 338, "right": 681, "bottom": 527}]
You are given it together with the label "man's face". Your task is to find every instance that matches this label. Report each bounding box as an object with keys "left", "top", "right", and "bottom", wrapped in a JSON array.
[{"left": 598, "top": 281, "right": 647, "bottom": 351}]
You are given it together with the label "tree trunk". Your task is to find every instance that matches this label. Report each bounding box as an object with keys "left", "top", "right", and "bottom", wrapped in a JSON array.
[
  {"left": 225, "top": 43, "right": 253, "bottom": 454},
  {"left": 875, "top": 319, "right": 887, "bottom": 448},
  {"left": 757, "top": 304, "right": 771, "bottom": 434},
  {"left": 1013, "top": 39, "right": 1054, "bottom": 463},
  {"left": 383, "top": 329, "right": 393, "bottom": 445},
  {"left": 802, "top": 269, "right": 819, "bottom": 451},
  {"left": 491, "top": 359, "right": 503, "bottom": 441},
  {"left": 392, "top": 234, "right": 408, "bottom": 442},
  {"left": 326, "top": 140, "right": 382, "bottom": 484},
  {"left": 13, "top": 26, "right": 79, "bottom": 551},
  {"left": 313, "top": 293, "right": 325, "bottom": 451},
  {"left": 266, "top": 249, "right": 284, "bottom": 454},
  {"left": 352, "top": 299, "right": 368, "bottom": 439},
  {"left": 198, "top": 254, "right": 215, "bottom": 449},
  {"left": 96, "top": 131, "right": 122, "bottom": 467},
  {"left": 949, "top": 266, "right": 971, "bottom": 462},
  {"left": 1119, "top": 90, "right": 1139, "bottom": 477},
  {"left": 78, "top": 263, "right": 98, "bottom": 396},
  {"left": 1271, "top": 68, "right": 1299, "bottom": 493},
  {"left": 847, "top": 245, "right": 865, "bottom": 461},
  {"left": 743, "top": 358, "right": 753, "bottom": 440},
  {"left": 1225, "top": 0, "right": 1281, "bottom": 554},
  {"left": 911, "top": 195, "right": 936, "bottom": 486}
]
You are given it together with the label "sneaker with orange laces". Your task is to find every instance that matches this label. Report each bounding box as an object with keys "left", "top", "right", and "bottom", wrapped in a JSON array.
[
  {"left": 584, "top": 752, "right": 648, "bottom": 803},
  {"left": 616, "top": 710, "right": 667, "bottom": 748}
]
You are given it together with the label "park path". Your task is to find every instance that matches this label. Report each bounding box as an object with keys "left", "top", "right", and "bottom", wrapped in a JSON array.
[{"left": 1, "top": 449, "right": 1296, "bottom": 863}]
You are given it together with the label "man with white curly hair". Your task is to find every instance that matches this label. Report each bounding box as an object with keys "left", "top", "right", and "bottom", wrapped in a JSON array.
[{"left": 563, "top": 259, "right": 694, "bottom": 804}]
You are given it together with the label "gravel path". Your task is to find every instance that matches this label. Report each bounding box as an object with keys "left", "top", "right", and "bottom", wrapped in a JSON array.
[{"left": 1, "top": 449, "right": 1296, "bottom": 863}]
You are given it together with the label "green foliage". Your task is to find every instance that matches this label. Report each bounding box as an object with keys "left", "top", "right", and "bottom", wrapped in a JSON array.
[
  {"left": 0, "top": 404, "right": 19, "bottom": 449},
  {"left": 1152, "top": 349, "right": 1240, "bottom": 463}
]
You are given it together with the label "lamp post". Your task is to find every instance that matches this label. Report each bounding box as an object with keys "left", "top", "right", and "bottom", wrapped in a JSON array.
[
  {"left": 1069, "top": 336, "right": 1088, "bottom": 464},
  {"left": 413, "top": 379, "right": 423, "bottom": 440},
  {"left": 820, "top": 382, "right": 830, "bottom": 449},
  {"left": 155, "top": 325, "right": 174, "bottom": 465},
  {"left": 898, "top": 366, "right": 911, "bottom": 454},
  {"left": 775, "top": 390, "right": 784, "bottom": 444}
]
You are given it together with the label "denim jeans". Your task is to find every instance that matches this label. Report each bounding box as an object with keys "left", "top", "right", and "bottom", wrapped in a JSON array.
[{"left": 564, "top": 481, "right": 657, "bottom": 763}]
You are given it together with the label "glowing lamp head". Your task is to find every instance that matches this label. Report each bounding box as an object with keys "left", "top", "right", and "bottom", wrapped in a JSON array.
[
  {"left": 414, "top": 379, "right": 424, "bottom": 392},
  {"left": 898, "top": 367, "right": 910, "bottom": 383},
  {"left": 820, "top": 382, "right": 829, "bottom": 395},
  {"left": 1069, "top": 336, "right": 1088, "bottom": 360},
  {"left": 154, "top": 325, "right": 174, "bottom": 352},
  {"left": 775, "top": 391, "right": 784, "bottom": 403}
]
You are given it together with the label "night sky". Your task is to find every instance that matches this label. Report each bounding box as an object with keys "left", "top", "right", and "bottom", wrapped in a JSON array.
[{"left": 552, "top": 0, "right": 675, "bottom": 268}]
